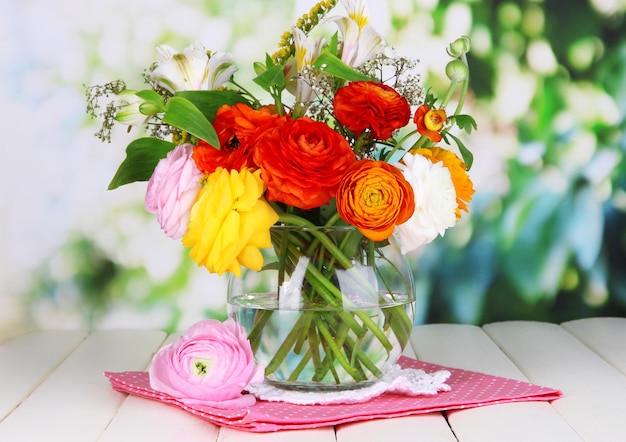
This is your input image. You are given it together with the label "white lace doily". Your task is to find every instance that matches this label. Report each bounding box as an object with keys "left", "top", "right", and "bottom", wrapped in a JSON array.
[{"left": 246, "top": 364, "right": 451, "bottom": 405}]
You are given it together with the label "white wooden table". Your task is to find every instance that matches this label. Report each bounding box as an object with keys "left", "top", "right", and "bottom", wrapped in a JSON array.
[{"left": 1, "top": 317, "right": 625, "bottom": 441}]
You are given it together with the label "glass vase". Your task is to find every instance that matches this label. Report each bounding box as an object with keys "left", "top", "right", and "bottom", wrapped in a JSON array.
[{"left": 227, "top": 225, "right": 415, "bottom": 391}]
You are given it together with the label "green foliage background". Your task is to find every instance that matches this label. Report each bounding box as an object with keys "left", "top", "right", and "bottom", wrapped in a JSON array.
[{"left": 409, "top": 0, "right": 626, "bottom": 324}]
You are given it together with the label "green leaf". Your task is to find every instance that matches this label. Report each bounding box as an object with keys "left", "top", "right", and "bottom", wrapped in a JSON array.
[
  {"left": 253, "top": 64, "right": 285, "bottom": 92},
  {"left": 135, "top": 89, "right": 164, "bottom": 104},
  {"left": 163, "top": 96, "right": 219, "bottom": 147},
  {"left": 175, "top": 90, "right": 250, "bottom": 121},
  {"left": 313, "top": 51, "right": 373, "bottom": 82},
  {"left": 445, "top": 132, "right": 474, "bottom": 170},
  {"left": 454, "top": 114, "right": 478, "bottom": 134},
  {"left": 253, "top": 61, "right": 267, "bottom": 76},
  {"left": 328, "top": 32, "right": 340, "bottom": 56},
  {"left": 423, "top": 89, "right": 437, "bottom": 107},
  {"left": 108, "top": 138, "right": 175, "bottom": 189},
  {"left": 136, "top": 89, "right": 166, "bottom": 115}
]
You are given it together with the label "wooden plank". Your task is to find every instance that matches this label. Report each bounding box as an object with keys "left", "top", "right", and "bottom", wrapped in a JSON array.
[
  {"left": 562, "top": 317, "right": 626, "bottom": 375},
  {"left": 101, "top": 395, "right": 220, "bottom": 441},
  {"left": 337, "top": 414, "right": 457, "bottom": 442},
  {"left": 218, "top": 427, "right": 336, "bottom": 441},
  {"left": 99, "top": 331, "right": 220, "bottom": 441},
  {"left": 410, "top": 324, "right": 582, "bottom": 442},
  {"left": 0, "top": 330, "right": 166, "bottom": 442},
  {"left": 484, "top": 320, "right": 626, "bottom": 442},
  {"left": 0, "top": 331, "right": 88, "bottom": 421},
  {"left": 411, "top": 324, "right": 528, "bottom": 379}
]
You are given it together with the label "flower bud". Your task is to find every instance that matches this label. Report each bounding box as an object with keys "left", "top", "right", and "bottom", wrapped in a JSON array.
[
  {"left": 113, "top": 90, "right": 150, "bottom": 126},
  {"left": 139, "top": 101, "right": 163, "bottom": 116},
  {"left": 445, "top": 59, "right": 469, "bottom": 82},
  {"left": 447, "top": 36, "right": 471, "bottom": 58},
  {"left": 253, "top": 61, "right": 267, "bottom": 76}
]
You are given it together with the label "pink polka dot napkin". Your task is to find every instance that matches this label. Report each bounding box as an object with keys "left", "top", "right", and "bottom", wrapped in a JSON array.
[{"left": 104, "top": 356, "right": 562, "bottom": 432}]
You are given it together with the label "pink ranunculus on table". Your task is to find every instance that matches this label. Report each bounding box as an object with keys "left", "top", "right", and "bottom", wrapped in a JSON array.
[{"left": 147, "top": 319, "right": 264, "bottom": 409}]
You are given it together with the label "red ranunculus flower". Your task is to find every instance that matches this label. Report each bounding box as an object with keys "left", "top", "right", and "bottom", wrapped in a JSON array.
[
  {"left": 333, "top": 81, "right": 411, "bottom": 140},
  {"left": 193, "top": 103, "right": 281, "bottom": 174},
  {"left": 336, "top": 159, "right": 415, "bottom": 241},
  {"left": 413, "top": 104, "right": 447, "bottom": 142},
  {"left": 254, "top": 116, "right": 357, "bottom": 209}
]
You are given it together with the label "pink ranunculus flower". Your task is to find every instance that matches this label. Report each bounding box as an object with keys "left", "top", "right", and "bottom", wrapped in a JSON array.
[
  {"left": 149, "top": 319, "right": 265, "bottom": 409},
  {"left": 145, "top": 144, "right": 203, "bottom": 239}
]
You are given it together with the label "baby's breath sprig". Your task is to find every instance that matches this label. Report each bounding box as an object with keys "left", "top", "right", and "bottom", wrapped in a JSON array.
[
  {"left": 292, "top": 66, "right": 336, "bottom": 121},
  {"left": 358, "top": 53, "right": 424, "bottom": 106},
  {"left": 85, "top": 80, "right": 126, "bottom": 118},
  {"left": 271, "top": 0, "right": 338, "bottom": 64},
  {"left": 84, "top": 80, "right": 126, "bottom": 142}
]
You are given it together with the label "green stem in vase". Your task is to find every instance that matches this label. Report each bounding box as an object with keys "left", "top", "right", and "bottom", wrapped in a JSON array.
[
  {"left": 385, "top": 304, "right": 414, "bottom": 349},
  {"left": 314, "top": 315, "right": 366, "bottom": 381},
  {"left": 312, "top": 314, "right": 352, "bottom": 382},
  {"left": 288, "top": 349, "right": 312, "bottom": 381},
  {"left": 307, "top": 322, "right": 324, "bottom": 373},
  {"left": 318, "top": 336, "right": 341, "bottom": 384},
  {"left": 247, "top": 309, "right": 273, "bottom": 352},
  {"left": 260, "top": 214, "right": 414, "bottom": 385},
  {"left": 280, "top": 218, "right": 402, "bottom": 351},
  {"left": 276, "top": 239, "right": 369, "bottom": 341},
  {"left": 293, "top": 311, "right": 314, "bottom": 354},
  {"left": 264, "top": 312, "right": 310, "bottom": 375},
  {"left": 321, "top": 311, "right": 383, "bottom": 379},
  {"left": 277, "top": 214, "right": 354, "bottom": 269},
  {"left": 306, "top": 262, "right": 394, "bottom": 350}
]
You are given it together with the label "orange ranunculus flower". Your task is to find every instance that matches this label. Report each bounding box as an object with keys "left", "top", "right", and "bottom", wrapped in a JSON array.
[
  {"left": 336, "top": 160, "right": 415, "bottom": 241},
  {"left": 254, "top": 116, "right": 357, "bottom": 210},
  {"left": 193, "top": 103, "right": 282, "bottom": 174},
  {"left": 411, "top": 147, "right": 474, "bottom": 218},
  {"left": 413, "top": 105, "right": 447, "bottom": 142},
  {"left": 333, "top": 81, "right": 411, "bottom": 140}
]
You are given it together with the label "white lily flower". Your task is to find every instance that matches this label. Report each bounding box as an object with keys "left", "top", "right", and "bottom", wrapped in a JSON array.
[
  {"left": 289, "top": 28, "right": 326, "bottom": 104},
  {"left": 330, "top": 0, "right": 386, "bottom": 67},
  {"left": 150, "top": 42, "right": 238, "bottom": 93},
  {"left": 393, "top": 153, "right": 458, "bottom": 254}
]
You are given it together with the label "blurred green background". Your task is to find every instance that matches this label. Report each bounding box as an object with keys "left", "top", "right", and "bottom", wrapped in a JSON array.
[{"left": 1, "top": 0, "right": 624, "bottom": 341}]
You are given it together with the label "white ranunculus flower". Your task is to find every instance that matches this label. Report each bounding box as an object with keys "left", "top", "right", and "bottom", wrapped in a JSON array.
[
  {"left": 150, "top": 42, "right": 238, "bottom": 94},
  {"left": 393, "top": 153, "right": 458, "bottom": 254}
]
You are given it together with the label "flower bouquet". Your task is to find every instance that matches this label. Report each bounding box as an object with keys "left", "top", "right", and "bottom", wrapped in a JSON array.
[{"left": 87, "top": 0, "right": 476, "bottom": 390}]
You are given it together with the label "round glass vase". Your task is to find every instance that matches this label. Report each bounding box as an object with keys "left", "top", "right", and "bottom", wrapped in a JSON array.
[{"left": 227, "top": 225, "right": 415, "bottom": 391}]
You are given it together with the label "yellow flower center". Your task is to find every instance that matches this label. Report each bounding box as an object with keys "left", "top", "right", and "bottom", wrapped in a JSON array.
[
  {"left": 424, "top": 109, "right": 447, "bottom": 131},
  {"left": 193, "top": 358, "right": 212, "bottom": 376}
]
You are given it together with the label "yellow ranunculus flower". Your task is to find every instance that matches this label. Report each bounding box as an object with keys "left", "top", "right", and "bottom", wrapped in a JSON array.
[{"left": 182, "top": 167, "right": 279, "bottom": 276}]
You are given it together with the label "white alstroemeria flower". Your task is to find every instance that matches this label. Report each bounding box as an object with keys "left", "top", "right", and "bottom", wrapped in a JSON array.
[
  {"left": 150, "top": 42, "right": 238, "bottom": 94},
  {"left": 290, "top": 28, "right": 326, "bottom": 104},
  {"left": 393, "top": 153, "right": 458, "bottom": 254},
  {"left": 329, "top": 0, "right": 386, "bottom": 67}
]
